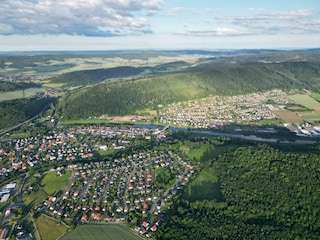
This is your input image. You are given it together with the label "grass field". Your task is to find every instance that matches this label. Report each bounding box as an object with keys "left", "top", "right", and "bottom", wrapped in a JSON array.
[
  {"left": 41, "top": 170, "right": 71, "bottom": 195},
  {"left": 35, "top": 214, "right": 69, "bottom": 240},
  {"left": 185, "top": 144, "right": 209, "bottom": 161},
  {"left": 0, "top": 88, "right": 46, "bottom": 102},
  {"left": 183, "top": 168, "right": 223, "bottom": 202},
  {"left": 288, "top": 94, "right": 320, "bottom": 109},
  {"left": 60, "top": 224, "right": 142, "bottom": 240},
  {"left": 23, "top": 188, "right": 48, "bottom": 207},
  {"left": 299, "top": 111, "right": 320, "bottom": 123}
]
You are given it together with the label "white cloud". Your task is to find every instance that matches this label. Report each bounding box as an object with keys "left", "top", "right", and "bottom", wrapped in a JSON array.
[
  {"left": 212, "top": 9, "right": 319, "bottom": 35},
  {"left": 0, "top": 0, "right": 163, "bottom": 36}
]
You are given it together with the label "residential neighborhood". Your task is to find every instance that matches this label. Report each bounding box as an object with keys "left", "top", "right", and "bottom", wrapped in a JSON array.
[
  {"left": 0, "top": 125, "right": 193, "bottom": 239},
  {"left": 159, "top": 89, "right": 293, "bottom": 128}
]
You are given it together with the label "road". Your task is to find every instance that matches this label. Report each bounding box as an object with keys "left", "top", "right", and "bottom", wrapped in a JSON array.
[{"left": 0, "top": 102, "right": 51, "bottom": 137}]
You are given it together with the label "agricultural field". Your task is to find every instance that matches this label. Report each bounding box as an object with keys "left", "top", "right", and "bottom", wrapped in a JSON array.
[
  {"left": 288, "top": 94, "right": 320, "bottom": 109},
  {"left": 34, "top": 214, "right": 69, "bottom": 240},
  {"left": 0, "top": 88, "right": 46, "bottom": 102},
  {"left": 272, "top": 110, "right": 303, "bottom": 123},
  {"left": 60, "top": 224, "right": 141, "bottom": 240},
  {"left": 299, "top": 111, "right": 320, "bottom": 123}
]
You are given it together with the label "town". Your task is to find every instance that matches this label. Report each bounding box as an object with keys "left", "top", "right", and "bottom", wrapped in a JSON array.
[
  {"left": 0, "top": 125, "right": 193, "bottom": 239},
  {"left": 159, "top": 89, "right": 293, "bottom": 128}
]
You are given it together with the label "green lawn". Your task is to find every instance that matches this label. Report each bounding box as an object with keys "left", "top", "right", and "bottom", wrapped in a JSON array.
[
  {"left": 35, "top": 214, "right": 69, "bottom": 240},
  {"left": 61, "top": 224, "right": 142, "bottom": 240},
  {"left": 41, "top": 170, "right": 71, "bottom": 195}
]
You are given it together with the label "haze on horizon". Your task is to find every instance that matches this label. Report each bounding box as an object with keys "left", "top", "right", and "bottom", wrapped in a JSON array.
[{"left": 0, "top": 0, "right": 320, "bottom": 51}]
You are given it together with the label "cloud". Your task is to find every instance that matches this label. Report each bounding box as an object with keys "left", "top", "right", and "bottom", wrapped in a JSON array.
[
  {"left": 176, "top": 27, "right": 242, "bottom": 37},
  {"left": 0, "top": 0, "right": 163, "bottom": 36},
  {"left": 207, "top": 9, "right": 320, "bottom": 37}
]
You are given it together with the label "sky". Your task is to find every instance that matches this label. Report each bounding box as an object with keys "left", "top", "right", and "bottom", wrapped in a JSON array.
[{"left": 0, "top": 0, "right": 320, "bottom": 51}]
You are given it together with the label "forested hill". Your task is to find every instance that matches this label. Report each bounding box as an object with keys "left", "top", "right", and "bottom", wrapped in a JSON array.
[
  {"left": 189, "top": 60, "right": 320, "bottom": 95},
  {"left": 49, "top": 66, "right": 147, "bottom": 86},
  {"left": 56, "top": 56, "right": 320, "bottom": 119}
]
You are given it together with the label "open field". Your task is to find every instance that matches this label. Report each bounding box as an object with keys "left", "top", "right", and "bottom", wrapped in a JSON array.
[
  {"left": 272, "top": 110, "right": 303, "bottom": 123},
  {"left": 288, "top": 94, "right": 320, "bottom": 109},
  {"left": 41, "top": 170, "right": 71, "bottom": 195},
  {"left": 35, "top": 214, "right": 69, "bottom": 240},
  {"left": 60, "top": 224, "right": 142, "bottom": 240},
  {"left": 182, "top": 168, "right": 223, "bottom": 202},
  {"left": 299, "top": 111, "right": 320, "bottom": 123},
  {"left": 0, "top": 88, "right": 46, "bottom": 102},
  {"left": 23, "top": 188, "right": 48, "bottom": 207}
]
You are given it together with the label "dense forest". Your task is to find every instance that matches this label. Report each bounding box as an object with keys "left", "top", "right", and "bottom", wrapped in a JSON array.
[
  {"left": 49, "top": 66, "right": 147, "bottom": 86},
  {"left": 0, "top": 97, "right": 54, "bottom": 130},
  {"left": 156, "top": 140, "right": 320, "bottom": 239}
]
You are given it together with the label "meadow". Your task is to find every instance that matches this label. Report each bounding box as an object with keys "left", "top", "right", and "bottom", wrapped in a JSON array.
[
  {"left": 288, "top": 94, "right": 320, "bottom": 109},
  {"left": 0, "top": 88, "right": 46, "bottom": 102},
  {"left": 35, "top": 214, "right": 69, "bottom": 240},
  {"left": 60, "top": 224, "right": 142, "bottom": 240},
  {"left": 41, "top": 170, "right": 71, "bottom": 195},
  {"left": 182, "top": 168, "right": 223, "bottom": 202}
]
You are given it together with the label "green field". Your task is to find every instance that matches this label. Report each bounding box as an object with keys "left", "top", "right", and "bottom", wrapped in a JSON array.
[
  {"left": 35, "top": 214, "right": 69, "bottom": 240},
  {"left": 288, "top": 94, "right": 320, "bottom": 109},
  {"left": 182, "top": 168, "right": 223, "bottom": 202},
  {"left": 185, "top": 144, "right": 209, "bottom": 161},
  {"left": 41, "top": 170, "right": 71, "bottom": 195},
  {"left": 0, "top": 88, "right": 46, "bottom": 102},
  {"left": 300, "top": 111, "right": 320, "bottom": 123},
  {"left": 61, "top": 224, "right": 142, "bottom": 240},
  {"left": 23, "top": 188, "right": 48, "bottom": 207}
]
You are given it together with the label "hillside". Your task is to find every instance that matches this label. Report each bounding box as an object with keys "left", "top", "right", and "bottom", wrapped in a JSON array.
[
  {"left": 49, "top": 66, "right": 147, "bottom": 86},
  {"left": 0, "top": 97, "right": 54, "bottom": 130},
  {"left": 56, "top": 73, "right": 215, "bottom": 119},
  {"left": 55, "top": 54, "right": 320, "bottom": 119}
]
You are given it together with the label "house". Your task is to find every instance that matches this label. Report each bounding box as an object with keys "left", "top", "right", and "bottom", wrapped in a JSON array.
[
  {"left": 142, "top": 221, "right": 149, "bottom": 228},
  {"left": 0, "top": 228, "right": 8, "bottom": 240},
  {"left": 150, "top": 225, "right": 157, "bottom": 232},
  {"left": 92, "top": 213, "right": 101, "bottom": 220}
]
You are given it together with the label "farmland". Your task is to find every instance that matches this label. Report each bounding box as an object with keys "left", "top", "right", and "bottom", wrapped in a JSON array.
[
  {"left": 287, "top": 94, "right": 320, "bottom": 122},
  {"left": 288, "top": 94, "right": 320, "bottom": 109},
  {"left": 272, "top": 110, "right": 303, "bottom": 123},
  {"left": 34, "top": 214, "right": 69, "bottom": 240},
  {"left": 0, "top": 88, "right": 46, "bottom": 102},
  {"left": 60, "top": 224, "right": 142, "bottom": 240}
]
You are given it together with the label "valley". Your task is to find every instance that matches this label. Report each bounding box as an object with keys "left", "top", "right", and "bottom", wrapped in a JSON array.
[{"left": 1, "top": 49, "right": 320, "bottom": 239}]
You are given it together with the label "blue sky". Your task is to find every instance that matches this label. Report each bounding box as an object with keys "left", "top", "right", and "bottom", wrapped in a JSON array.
[{"left": 0, "top": 0, "right": 319, "bottom": 51}]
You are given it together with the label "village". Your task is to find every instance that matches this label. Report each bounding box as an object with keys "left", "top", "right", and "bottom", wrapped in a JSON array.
[
  {"left": 159, "top": 89, "right": 293, "bottom": 128},
  {"left": 0, "top": 125, "right": 192, "bottom": 239}
]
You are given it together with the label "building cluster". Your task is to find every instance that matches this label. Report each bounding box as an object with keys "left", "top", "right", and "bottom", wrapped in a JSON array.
[
  {"left": 0, "top": 126, "right": 165, "bottom": 180},
  {"left": 159, "top": 90, "right": 294, "bottom": 128},
  {"left": 38, "top": 150, "right": 193, "bottom": 237}
]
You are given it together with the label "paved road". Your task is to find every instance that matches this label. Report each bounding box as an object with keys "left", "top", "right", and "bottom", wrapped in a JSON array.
[{"left": 0, "top": 102, "right": 50, "bottom": 137}]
